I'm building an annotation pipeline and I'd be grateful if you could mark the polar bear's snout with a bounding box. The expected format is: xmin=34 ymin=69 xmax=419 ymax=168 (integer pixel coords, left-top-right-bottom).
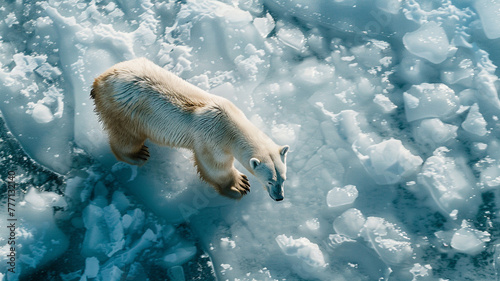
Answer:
xmin=270 ymin=186 xmax=284 ymax=201
xmin=266 ymin=181 xmax=285 ymax=201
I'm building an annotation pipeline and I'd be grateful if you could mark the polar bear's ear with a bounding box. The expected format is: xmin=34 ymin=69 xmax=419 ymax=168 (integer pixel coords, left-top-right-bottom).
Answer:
xmin=250 ymin=158 xmax=261 ymax=170
xmin=280 ymin=145 xmax=290 ymax=156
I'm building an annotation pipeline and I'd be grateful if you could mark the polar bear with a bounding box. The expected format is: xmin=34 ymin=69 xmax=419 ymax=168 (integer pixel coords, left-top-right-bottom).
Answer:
xmin=91 ymin=58 xmax=289 ymax=201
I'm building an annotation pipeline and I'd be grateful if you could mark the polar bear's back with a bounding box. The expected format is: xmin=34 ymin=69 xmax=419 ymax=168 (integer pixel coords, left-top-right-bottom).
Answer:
xmin=92 ymin=58 xmax=211 ymax=110
xmin=91 ymin=58 xmax=224 ymax=148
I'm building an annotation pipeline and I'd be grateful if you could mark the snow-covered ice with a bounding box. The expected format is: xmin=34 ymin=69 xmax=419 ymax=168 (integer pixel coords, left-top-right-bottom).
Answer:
xmin=2 ymin=0 xmax=500 ymax=280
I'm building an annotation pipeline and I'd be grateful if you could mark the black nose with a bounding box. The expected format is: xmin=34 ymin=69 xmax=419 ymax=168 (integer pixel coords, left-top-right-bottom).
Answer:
xmin=275 ymin=197 xmax=284 ymax=201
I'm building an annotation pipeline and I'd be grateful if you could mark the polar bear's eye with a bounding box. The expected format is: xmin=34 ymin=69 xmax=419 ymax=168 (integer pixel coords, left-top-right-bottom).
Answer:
xmin=267 ymin=181 xmax=273 ymax=186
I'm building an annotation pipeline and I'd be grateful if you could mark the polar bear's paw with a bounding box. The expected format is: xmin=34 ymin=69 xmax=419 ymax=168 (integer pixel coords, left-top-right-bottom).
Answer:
xmin=128 ymin=145 xmax=150 ymax=166
xmin=233 ymin=173 xmax=250 ymax=195
xmin=222 ymin=173 xmax=250 ymax=199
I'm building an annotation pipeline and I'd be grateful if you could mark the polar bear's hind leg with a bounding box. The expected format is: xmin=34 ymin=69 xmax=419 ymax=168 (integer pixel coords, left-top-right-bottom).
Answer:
xmin=109 ymin=132 xmax=150 ymax=166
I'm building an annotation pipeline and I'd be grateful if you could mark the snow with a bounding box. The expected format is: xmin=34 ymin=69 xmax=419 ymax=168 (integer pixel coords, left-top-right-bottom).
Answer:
xmin=2 ymin=0 xmax=500 ymax=280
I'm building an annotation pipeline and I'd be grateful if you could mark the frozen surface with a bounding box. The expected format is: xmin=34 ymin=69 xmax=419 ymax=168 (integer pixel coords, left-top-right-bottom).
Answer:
xmin=2 ymin=0 xmax=500 ymax=280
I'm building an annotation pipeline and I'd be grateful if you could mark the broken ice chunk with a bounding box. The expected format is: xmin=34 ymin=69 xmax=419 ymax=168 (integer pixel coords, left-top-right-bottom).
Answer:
xmin=353 ymin=138 xmax=423 ymax=185
xmin=475 ymin=0 xmax=500 ymax=39
xmin=373 ymin=94 xmax=397 ymax=113
xmin=418 ymin=148 xmax=479 ymax=217
xmin=277 ymin=26 xmax=306 ymax=51
xmin=100 ymin=265 xmax=123 ymax=281
xmin=326 ymin=185 xmax=358 ymax=208
xmin=409 ymin=263 xmax=433 ymax=280
xmin=31 ymin=103 xmax=54 ymax=124
xmin=362 ymin=217 xmax=413 ymax=265
xmin=403 ymin=21 xmax=452 ymax=64
xmin=403 ymin=83 xmax=459 ymax=122
xmin=335 ymin=110 xmax=363 ymax=143
xmin=163 ymin=241 xmax=197 ymax=267
xmin=293 ymin=58 xmax=335 ymax=86
xmin=413 ymin=118 xmax=457 ymax=148
xmin=376 ymin=0 xmax=402 ymax=14
xmin=333 ymin=208 xmax=366 ymax=238
xmin=275 ymin=235 xmax=326 ymax=279
xmin=111 ymin=191 xmax=131 ymax=214
xmin=24 ymin=187 xmax=67 ymax=209
xmin=462 ymin=103 xmax=488 ymax=136
xmin=451 ymin=221 xmax=490 ymax=255
xmin=83 ymin=257 xmax=100 ymax=279
xmin=35 ymin=62 xmax=62 ymax=80
xmin=481 ymin=163 xmax=500 ymax=188
xmin=168 ymin=265 xmax=186 ymax=281
xmin=253 ymin=13 xmax=275 ymax=38
xmin=441 ymin=59 xmax=474 ymax=87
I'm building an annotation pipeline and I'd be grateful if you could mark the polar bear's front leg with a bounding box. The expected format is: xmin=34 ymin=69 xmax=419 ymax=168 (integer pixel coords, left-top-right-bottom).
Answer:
xmin=193 ymin=146 xmax=250 ymax=199
xmin=220 ymin=169 xmax=250 ymax=199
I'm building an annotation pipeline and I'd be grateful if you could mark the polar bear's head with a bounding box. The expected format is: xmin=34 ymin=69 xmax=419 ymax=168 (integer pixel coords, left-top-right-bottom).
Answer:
xmin=249 ymin=145 xmax=289 ymax=201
